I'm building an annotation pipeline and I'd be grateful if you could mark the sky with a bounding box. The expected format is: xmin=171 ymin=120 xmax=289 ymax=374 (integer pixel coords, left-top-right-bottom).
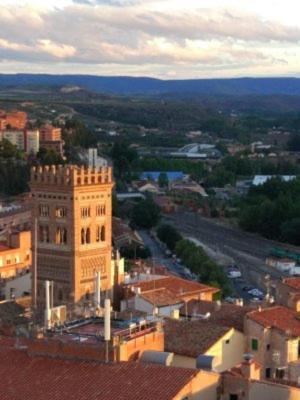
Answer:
xmin=0 ymin=0 xmax=299 ymax=79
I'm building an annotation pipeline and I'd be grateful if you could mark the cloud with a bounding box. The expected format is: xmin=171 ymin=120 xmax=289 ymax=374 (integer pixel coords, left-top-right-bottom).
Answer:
xmin=0 ymin=2 xmax=299 ymax=77
xmin=37 ymin=39 xmax=76 ymax=58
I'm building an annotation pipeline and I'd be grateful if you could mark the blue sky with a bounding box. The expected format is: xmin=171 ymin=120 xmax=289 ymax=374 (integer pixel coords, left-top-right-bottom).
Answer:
xmin=0 ymin=0 xmax=299 ymax=78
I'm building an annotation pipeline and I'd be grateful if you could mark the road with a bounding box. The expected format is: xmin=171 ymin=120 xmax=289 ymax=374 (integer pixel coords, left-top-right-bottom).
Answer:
xmin=137 ymin=229 xmax=191 ymax=279
xmin=164 ymin=211 xmax=299 ymax=294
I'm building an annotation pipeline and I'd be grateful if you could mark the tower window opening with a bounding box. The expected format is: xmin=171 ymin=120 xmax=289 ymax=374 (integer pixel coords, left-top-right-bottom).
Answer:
xmin=101 ymin=226 xmax=105 ymax=242
xmin=86 ymin=228 xmax=91 ymax=244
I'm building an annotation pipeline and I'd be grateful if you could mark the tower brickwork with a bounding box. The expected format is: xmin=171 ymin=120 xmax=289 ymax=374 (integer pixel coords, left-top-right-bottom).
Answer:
xmin=30 ymin=164 xmax=114 ymax=306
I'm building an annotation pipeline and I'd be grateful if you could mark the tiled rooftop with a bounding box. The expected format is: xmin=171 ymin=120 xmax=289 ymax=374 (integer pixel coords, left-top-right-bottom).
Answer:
xmin=165 ymin=319 xmax=231 ymax=357
xmin=180 ymin=299 xmax=254 ymax=332
xmin=0 ymin=343 xmax=200 ymax=400
xmin=141 ymin=288 xmax=183 ymax=307
xmin=128 ymin=276 xmax=219 ymax=298
xmin=0 ymin=300 xmax=29 ymax=326
xmin=247 ymin=306 xmax=300 ymax=337
xmin=0 ymin=242 xmax=10 ymax=252
xmin=223 ymin=360 xmax=261 ymax=378
xmin=282 ymin=277 xmax=300 ymax=290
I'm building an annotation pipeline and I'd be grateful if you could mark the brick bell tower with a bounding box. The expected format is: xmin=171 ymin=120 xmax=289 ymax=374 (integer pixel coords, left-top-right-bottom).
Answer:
xmin=30 ymin=164 xmax=114 ymax=307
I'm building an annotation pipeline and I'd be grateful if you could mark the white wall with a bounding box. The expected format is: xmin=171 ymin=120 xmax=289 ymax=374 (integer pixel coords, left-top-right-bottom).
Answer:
xmin=4 ymin=272 xmax=31 ymax=300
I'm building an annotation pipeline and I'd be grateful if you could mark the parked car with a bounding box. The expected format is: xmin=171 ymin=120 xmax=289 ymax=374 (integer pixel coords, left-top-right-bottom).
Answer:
xmin=242 ymin=285 xmax=254 ymax=292
xmin=227 ymin=269 xmax=242 ymax=279
xmin=248 ymin=288 xmax=264 ymax=297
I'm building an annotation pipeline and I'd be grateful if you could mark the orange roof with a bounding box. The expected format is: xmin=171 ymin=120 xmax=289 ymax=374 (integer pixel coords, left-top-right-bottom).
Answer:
xmin=141 ymin=288 xmax=183 ymax=307
xmin=282 ymin=277 xmax=300 ymax=291
xmin=128 ymin=276 xmax=219 ymax=299
xmin=165 ymin=319 xmax=231 ymax=357
xmin=180 ymin=299 xmax=254 ymax=332
xmin=247 ymin=306 xmax=300 ymax=337
xmin=223 ymin=359 xmax=261 ymax=378
xmin=0 ymin=344 xmax=201 ymax=400
xmin=0 ymin=242 xmax=10 ymax=252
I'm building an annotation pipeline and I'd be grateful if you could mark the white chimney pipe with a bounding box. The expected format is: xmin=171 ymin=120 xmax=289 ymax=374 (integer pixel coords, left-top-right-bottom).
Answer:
xmin=44 ymin=280 xmax=51 ymax=330
xmin=104 ymin=298 xmax=111 ymax=341
xmin=94 ymin=271 xmax=101 ymax=308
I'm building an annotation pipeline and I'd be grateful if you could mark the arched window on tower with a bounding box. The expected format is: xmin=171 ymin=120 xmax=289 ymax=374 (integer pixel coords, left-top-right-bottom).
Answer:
xmin=96 ymin=226 xmax=100 ymax=242
xmin=81 ymin=228 xmax=85 ymax=245
xmin=55 ymin=227 xmax=62 ymax=245
xmin=62 ymin=228 xmax=67 ymax=244
xmin=39 ymin=226 xmax=44 ymax=242
xmin=86 ymin=228 xmax=91 ymax=244
xmin=101 ymin=226 xmax=105 ymax=242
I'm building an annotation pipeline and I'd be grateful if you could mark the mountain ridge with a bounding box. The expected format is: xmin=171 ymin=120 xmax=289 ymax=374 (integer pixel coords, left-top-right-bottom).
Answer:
xmin=0 ymin=74 xmax=300 ymax=96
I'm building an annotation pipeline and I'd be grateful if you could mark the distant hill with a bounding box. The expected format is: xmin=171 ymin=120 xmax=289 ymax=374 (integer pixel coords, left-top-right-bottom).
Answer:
xmin=0 ymin=74 xmax=300 ymax=96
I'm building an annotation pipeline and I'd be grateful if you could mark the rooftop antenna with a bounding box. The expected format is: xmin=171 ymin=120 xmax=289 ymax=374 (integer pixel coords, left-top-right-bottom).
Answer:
xmin=104 ymin=298 xmax=111 ymax=363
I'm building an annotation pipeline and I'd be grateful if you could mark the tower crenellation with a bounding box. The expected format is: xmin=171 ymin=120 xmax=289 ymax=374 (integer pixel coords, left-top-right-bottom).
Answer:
xmin=31 ymin=164 xmax=113 ymax=187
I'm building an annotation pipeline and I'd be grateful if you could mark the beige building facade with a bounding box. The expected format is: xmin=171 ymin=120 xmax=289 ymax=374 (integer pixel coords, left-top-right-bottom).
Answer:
xmin=30 ymin=164 xmax=114 ymax=306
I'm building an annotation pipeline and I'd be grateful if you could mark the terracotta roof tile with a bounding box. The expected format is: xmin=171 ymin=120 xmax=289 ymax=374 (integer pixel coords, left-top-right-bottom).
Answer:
xmin=247 ymin=306 xmax=300 ymax=337
xmin=128 ymin=276 xmax=219 ymax=299
xmin=0 ymin=344 xmax=200 ymax=400
xmin=0 ymin=242 xmax=10 ymax=251
xmin=283 ymin=277 xmax=300 ymax=291
xmin=165 ymin=319 xmax=231 ymax=357
xmin=141 ymin=288 xmax=183 ymax=307
xmin=180 ymin=299 xmax=254 ymax=332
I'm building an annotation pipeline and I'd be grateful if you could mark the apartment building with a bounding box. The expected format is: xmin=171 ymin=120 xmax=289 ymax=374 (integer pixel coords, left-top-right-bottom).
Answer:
xmin=245 ymin=306 xmax=300 ymax=381
xmin=0 ymin=129 xmax=39 ymax=154
xmin=276 ymin=277 xmax=300 ymax=311
xmin=0 ymin=231 xmax=31 ymax=279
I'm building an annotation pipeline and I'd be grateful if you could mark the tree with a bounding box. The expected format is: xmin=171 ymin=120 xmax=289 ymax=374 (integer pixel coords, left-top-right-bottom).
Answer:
xmin=281 ymin=218 xmax=300 ymax=245
xmin=131 ymin=197 xmax=161 ymax=229
xmin=157 ymin=224 xmax=182 ymax=251
xmin=37 ymin=148 xmax=64 ymax=165
xmin=158 ymin=172 xmax=169 ymax=188
xmin=111 ymin=141 xmax=137 ymax=179
xmin=0 ymin=139 xmax=22 ymax=159
xmin=288 ymin=134 xmax=300 ymax=152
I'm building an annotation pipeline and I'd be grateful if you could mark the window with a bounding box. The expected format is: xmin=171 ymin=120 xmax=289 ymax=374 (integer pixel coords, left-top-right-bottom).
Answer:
xmin=39 ymin=204 xmax=49 ymax=217
xmin=55 ymin=227 xmax=67 ymax=245
xmin=81 ymin=228 xmax=91 ymax=244
xmin=86 ymin=228 xmax=91 ymax=244
xmin=276 ymin=368 xmax=285 ymax=379
xmin=225 ymin=339 xmax=230 ymax=344
xmin=251 ymin=338 xmax=258 ymax=351
xmin=265 ymin=368 xmax=271 ymax=379
xmin=96 ymin=204 xmax=106 ymax=216
xmin=39 ymin=226 xmax=49 ymax=243
xmin=96 ymin=226 xmax=100 ymax=242
xmin=229 ymin=395 xmax=238 ymax=400
xmin=81 ymin=228 xmax=85 ymax=245
xmin=55 ymin=206 xmax=67 ymax=218
xmin=101 ymin=226 xmax=105 ymax=242
xmin=81 ymin=207 xmax=91 ymax=218
xmin=266 ymin=344 xmax=271 ymax=351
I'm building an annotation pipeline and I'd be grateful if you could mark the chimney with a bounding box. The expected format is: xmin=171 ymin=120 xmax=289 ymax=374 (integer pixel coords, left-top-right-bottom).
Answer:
xmin=44 ymin=280 xmax=51 ymax=330
xmin=241 ymin=354 xmax=261 ymax=380
xmin=104 ymin=298 xmax=111 ymax=341
xmin=94 ymin=271 xmax=101 ymax=310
